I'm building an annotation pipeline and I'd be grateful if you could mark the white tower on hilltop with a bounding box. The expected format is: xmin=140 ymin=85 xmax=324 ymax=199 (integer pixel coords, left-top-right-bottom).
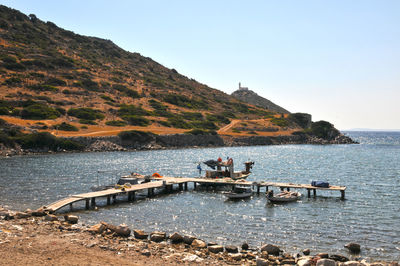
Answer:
xmin=238 ymin=82 xmax=248 ymax=91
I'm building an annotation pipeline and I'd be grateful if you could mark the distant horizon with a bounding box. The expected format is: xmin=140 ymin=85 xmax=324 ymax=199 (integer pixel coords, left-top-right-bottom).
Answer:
xmin=342 ymin=128 xmax=400 ymax=132
xmin=2 ymin=1 xmax=400 ymax=130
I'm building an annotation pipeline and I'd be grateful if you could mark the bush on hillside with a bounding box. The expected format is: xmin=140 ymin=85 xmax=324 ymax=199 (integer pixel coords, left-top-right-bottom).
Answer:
xmin=191 ymin=120 xmax=218 ymax=130
xmin=105 ymin=120 xmax=127 ymax=127
xmin=270 ymin=117 xmax=289 ymax=127
xmin=52 ymin=122 xmax=79 ymax=131
xmin=67 ymin=107 xmax=104 ymax=120
xmin=206 ymin=113 xmax=230 ymax=124
xmin=28 ymin=84 xmax=59 ymax=92
xmin=120 ymin=115 xmax=149 ymax=126
xmin=21 ymin=104 xmax=61 ymax=119
xmin=117 ymin=104 xmax=150 ymax=117
xmin=112 ymin=84 xmax=140 ymax=99
xmin=167 ymin=116 xmax=192 ymax=129
xmin=185 ymin=129 xmax=217 ymax=135
xmin=181 ymin=112 xmax=203 ymax=121
xmin=16 ymin=132 xmax=84 ymax=151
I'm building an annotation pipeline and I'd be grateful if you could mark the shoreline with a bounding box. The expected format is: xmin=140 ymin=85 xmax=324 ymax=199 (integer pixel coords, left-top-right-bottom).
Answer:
xmin=0 ymin=206 xmax=397 ymax=266
xmin=0 ymin=132 xmax=357 ymax=157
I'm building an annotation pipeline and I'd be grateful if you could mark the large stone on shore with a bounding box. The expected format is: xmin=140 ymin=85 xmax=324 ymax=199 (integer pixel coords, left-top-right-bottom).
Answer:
xmin=44 ymin=214 xmax=58 ymax=222
xmin=87 ymin=223 xmax=106 ymax=234
xmin=225 ymin=245 xmax=238 ymax=253
xmin=191 ymin=239 xmax=207 ymax=249
xmin=183 ymin=235 xmax=196 ymax=245
xmin=64 ymin=215 xmax=79 ymax=224
xmin=208 ymin=245 xmax=223 ymax=253
xmin=297 ymin=258 xmax=313 ymax=266
xmin=303 ymin=248 xmax=311 ymax=255
xmin=150 ymin=233 xmax=165 ymax=243
xmin=256 ymin=257 xmax=269 ymax=266
xmin=102 ymin=222 xmax=131 ymax=237
xmin=260 ymin=244 xmax=281 ymax=256
xmin=345 ymin=243 xmax=361 ymax=253
xmin=31 ymin=208 xmax=47 ymax=217
xmin=281 ymin=259 xmax=296 ymax=264
xmin=343 ymin=261 xmax=363 ymax=266
xmin=330 ymin=254 xmax=349 ymax=262
xmin=316 ymin=258 xmax=337 ymax=266
xmin=141 ymin=249 xmax=151 ymax=256
xmin=169 ymin=232 xmax=183 ymax=243
xmin=230 ymin=253 xmax=242 ymax=261
xmin=15 ymin=212 xmax=31 ymax=219
xmin=241 ymin=242 xmax=249 ymax=250
xmin=133 ymin=229 xmax=148 ymax=239
xmin=317 ymin=253 xmax=329 ymax=258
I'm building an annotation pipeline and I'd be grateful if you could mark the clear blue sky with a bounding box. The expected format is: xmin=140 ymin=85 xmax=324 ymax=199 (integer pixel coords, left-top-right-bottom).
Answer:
xmin=3 ymin=0 xmax=400 ymax=130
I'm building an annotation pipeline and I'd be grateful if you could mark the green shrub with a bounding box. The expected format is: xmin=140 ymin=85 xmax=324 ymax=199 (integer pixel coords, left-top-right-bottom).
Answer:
xmin=121 ymin=115 xmax=149 ymax=126
xmin=105 ymin=120 xmax=127 ymax=127
xmin=46 ymin=77 xmax=66 ymax=86
xmin=163 ymin=93 xmax=208 ymax=109
xmin=149 ymin=99 xmax=171 ymax=117
xmin=117 ymin=104 xmax=150 ymax=117
xmin=4 ymin=77 xmax=22 ymax=85
xmin=270 ymin=117 xmax=289 ymax=127
xmin=28 ymin=84 xmax=59 ymax=92
xmin=53 ymin=122 xmax=78 ymax=131
xmin=15 ymin=132 xmax=83 ymax=151
xmin=112 ymin=84 xmax=140 ymax=99
xmin=167 ymin=116 xmax=192 ymax=129
xmin=182 ymin=112 xmax=203 ymax=121
xmin=21 ymin=104 xmax=61 ymax=119
xmin=67 ymin=107 xmax=104 ymax=120
xmin=100 ymin=95 xmax=114 ymax=102
xmin=191 ymin=120 xmax=218 ymax=130
xmin=185 ymin=129 xmax=217 ymax=135
xmin=79 ymin=119 xmax=98 ymax=125
xmin=206 ymin=114 xmax=230 ymax=124
xmin=75 ymin=78 xmax=99 ymax=91
xmin=158 ymin=120 xmax=170 ymax=127
xmin=288 ymin=113 xmax=311 ymax=129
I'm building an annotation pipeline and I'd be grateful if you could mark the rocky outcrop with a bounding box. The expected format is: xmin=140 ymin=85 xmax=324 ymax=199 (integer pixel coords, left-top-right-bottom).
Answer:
xmin=231 ymin=88 xmax=290 ymax=114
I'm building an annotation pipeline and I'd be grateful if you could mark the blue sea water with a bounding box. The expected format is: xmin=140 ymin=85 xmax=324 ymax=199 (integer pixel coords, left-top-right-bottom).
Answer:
xmin=0 ymin=131 xmax=399 ymax=261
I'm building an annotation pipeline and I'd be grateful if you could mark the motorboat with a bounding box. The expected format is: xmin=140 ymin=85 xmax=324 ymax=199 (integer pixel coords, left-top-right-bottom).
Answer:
xmin=224 ymin=186 xmax=253 ymax=199
xmin=202 ymin=159 xmax=254 ymax=180
xmin=267 ymin=190 xmax=301 ymax=203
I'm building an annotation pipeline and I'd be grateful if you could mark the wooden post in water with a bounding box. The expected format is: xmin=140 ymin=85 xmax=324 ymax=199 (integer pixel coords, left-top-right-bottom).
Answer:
xmin=280 ymin=187 xmax=284 ymax=191
xmin=313 ymin=189 xmax=316 ymax=198
xmin=307 ymin=189 xmax=311 ymax=198
xmin=112 ymin=195 xmax=116 ymax=203
xmin=107 ymin=195 xmax=111 ymax=205
xmin=286 ymin=188 xmax=290 ymax=191
xmin=179 ymin=183 xmax=183 ymax=191
xmin=265 ymin=186 xmax=269 ymax=194
xmin=257 ymin=185 xmax=260 ymax=195
xmin=184 ymin=182 xmax=188 ymax=191
xmin=85 ymin=199 xmax=90 ymax=209
xmin=91 ymin=197 xmax=96 ymax=207
xmin=193 ymin=182 xmax=197 ymax=189
xmin=341 ymin=190 xmax=345 ymax=200
xmin=69 ymin=203 xmax=73 ymax=212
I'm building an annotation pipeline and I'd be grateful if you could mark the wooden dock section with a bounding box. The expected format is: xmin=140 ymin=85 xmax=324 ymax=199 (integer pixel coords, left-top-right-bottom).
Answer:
xmin=43 ymin=177 xmax=346 ymax=213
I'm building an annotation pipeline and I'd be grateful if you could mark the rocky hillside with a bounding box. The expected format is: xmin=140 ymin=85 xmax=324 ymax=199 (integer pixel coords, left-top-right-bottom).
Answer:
xmin=0 ymin=5 xmax=355 ymax=154
xmin=231 ymin=87 xmax=290 ymax=114
xmin=0 ymin=5 xmax=291 ymax=136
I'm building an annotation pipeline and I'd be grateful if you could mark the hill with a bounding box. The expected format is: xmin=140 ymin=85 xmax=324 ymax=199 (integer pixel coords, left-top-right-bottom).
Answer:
xmin=0 ymin=5 xmax=354 ymax=154
xmin=231 ymin=85 xmax=290 ymax=114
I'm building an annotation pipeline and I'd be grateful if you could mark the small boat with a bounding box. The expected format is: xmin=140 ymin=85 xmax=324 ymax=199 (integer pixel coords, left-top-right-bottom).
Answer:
xmin=267 ymin=190 xmax=301 ymax=203
xmin=224 ymin=186 xmax=253 ymax=199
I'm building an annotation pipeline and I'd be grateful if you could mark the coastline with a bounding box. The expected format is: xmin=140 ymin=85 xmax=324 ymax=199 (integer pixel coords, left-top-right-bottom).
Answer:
xmin=0 ymin=132 xmax=357 ymax=157
xmin=0 ymin=206 xmax=396 ymax=266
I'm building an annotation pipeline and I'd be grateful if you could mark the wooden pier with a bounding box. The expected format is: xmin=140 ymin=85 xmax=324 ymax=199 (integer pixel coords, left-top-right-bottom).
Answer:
xmin=43 ymin=177 xmax=346 ymax=213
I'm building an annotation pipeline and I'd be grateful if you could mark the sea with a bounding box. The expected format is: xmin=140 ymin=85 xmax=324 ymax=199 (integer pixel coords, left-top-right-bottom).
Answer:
xmin=0 ymin=131 xmax=399 ymax=262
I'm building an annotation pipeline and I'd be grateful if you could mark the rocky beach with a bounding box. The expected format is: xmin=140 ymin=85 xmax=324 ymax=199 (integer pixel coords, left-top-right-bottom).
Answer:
xmin=0 ymin=206 xmax=397 ymax=266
